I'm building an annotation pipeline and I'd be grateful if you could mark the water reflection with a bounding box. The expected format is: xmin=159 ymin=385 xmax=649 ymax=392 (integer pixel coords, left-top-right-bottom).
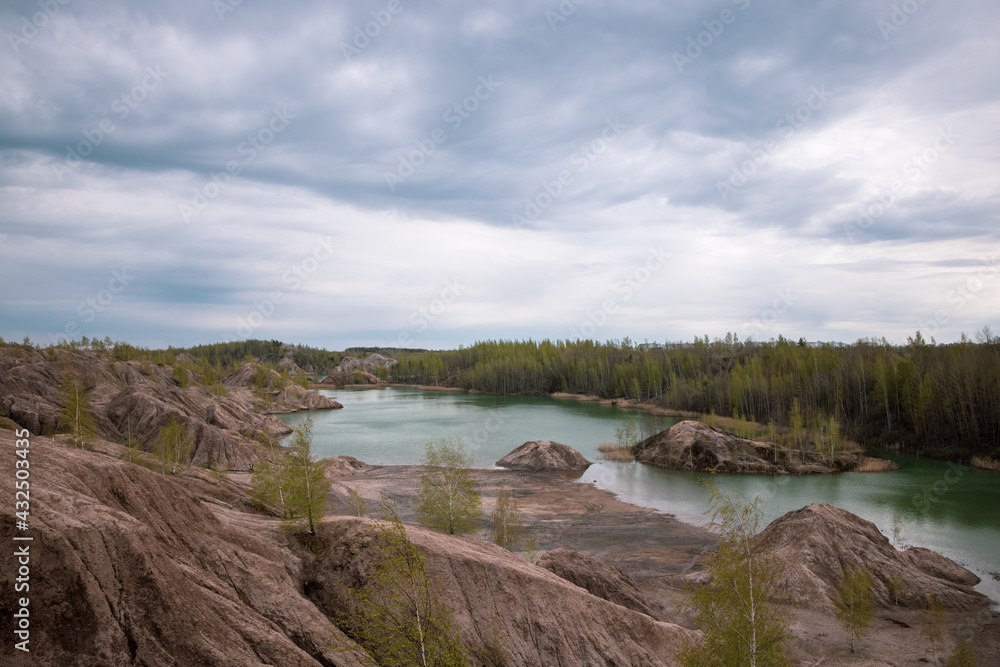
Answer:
xmin=587 ymin=459 xmax=1000 ymax=605
xmin=277 ymin=387 xmax=1000 ymax=604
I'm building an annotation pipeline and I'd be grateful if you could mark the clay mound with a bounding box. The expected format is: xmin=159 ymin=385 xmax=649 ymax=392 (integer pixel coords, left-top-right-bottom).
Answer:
xmin=0 ymin=429 xmax=371 ymax=667
xmin=333 ymin=353 xmax=396 ymax=375
xmin=222 ymin=362 xmax=265 ymax=388
xmin=344 ymin=370 xmax=382 ymax=385
xmin=318 ymin=374 xmax=343 ymax=387
xmin=275 ymin=356 xmax=306 ymax=376
xmin=104 ymin=384 xmax=286 ymax=470
xmin=306 ymin=517 xmax=694 ymax=666
xmin=0 ymin=349 xmax=339 ymax=471
xmin=633 ymin=420 xmax=854 ymax=474
xmin=0 ymin=348 xmax=122 ymax=436
xmin=496 ymin=440 xmax=591 ymax=471
xmin=325 ymin=354 xmax=396 ymax=385
xmin=275 ymin=383 xmax=343 ymax=411
xmin=322 ymin=455 xmax=368 ymax=478
xmin=758 ymin=503 xmax=988 ymax=611
xmin=537 ymin=548 xmax=659 ymax=618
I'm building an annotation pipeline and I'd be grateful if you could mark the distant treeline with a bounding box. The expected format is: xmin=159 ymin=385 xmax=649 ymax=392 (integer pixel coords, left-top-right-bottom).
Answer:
xmin=7 ymin=336 xmax=341 ymax=375
xmin=385 ymin=332 xmax=1000 ymax=459
xmin=8 ymin=332 xmax=998 ymax=458
xmin=183 ymin=340 xmax=341 ymax=372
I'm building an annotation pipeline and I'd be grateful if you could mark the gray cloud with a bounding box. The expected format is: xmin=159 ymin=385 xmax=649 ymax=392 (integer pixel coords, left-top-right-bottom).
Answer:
xmin=1 ymin=0 xmax=998 ymax=347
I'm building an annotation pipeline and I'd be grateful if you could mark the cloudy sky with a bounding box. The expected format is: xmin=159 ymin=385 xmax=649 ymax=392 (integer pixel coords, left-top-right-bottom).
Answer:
xmin=1 ymin=0 xmax=997 ymax=350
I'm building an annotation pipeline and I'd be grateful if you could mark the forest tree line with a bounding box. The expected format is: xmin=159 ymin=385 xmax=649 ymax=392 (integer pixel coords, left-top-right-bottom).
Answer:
xmin=385 ymin=331 xmax=1000 ymax=459
xmin=8 ymin=330 xmax=997 ymax=459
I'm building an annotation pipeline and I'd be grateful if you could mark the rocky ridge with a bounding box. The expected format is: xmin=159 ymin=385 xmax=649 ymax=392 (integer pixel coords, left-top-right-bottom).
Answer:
xmin=537 ymin=548 xmax=661 ymax=618
xmin=634 ymin=419 xmax=863 ymax=474
xmin=0 ymin=429 xmax=371 ymax=667
xmin=758 ymin=502 xmax=988 ymax=611
xmin=304 ymin=518 xmax=694 ymax=666
xmin=319 ymin=353 xmax=397 ymax=386
xmin=0 ymin=348 xmax=339 ymax=470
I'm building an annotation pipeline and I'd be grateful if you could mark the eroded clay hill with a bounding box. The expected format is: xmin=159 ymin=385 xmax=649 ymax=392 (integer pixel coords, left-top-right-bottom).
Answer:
xmin=319 ymin=353 xmax=397 ymax=386
xmin=0 ymin=348 xmax=340 ymax=469
xmin=304 ymin=518 xmax=694 ymax=666
xmin=496 ymin=440 xmax=592 ymax=471
xmin=0 ymin=430 xmax=695 ymax=666
xmin=0 ymin=430 xmax=371 ymax=667
xmin=759 ymin=503 xmax=989 ymax=611
xmin=634 ymin=419 xmax=862 ymax=474
xmin=537 ymin=548 xmax=661 ymax=618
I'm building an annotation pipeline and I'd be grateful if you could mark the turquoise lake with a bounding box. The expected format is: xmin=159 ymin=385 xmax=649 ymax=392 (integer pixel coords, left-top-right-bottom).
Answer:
xmin=276 ymin=386 xmax=1000 ymax=605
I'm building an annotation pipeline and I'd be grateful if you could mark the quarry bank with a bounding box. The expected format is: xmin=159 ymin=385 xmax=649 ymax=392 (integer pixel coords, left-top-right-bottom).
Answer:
xmin=2 ymin=345 xmax=999 ymax=665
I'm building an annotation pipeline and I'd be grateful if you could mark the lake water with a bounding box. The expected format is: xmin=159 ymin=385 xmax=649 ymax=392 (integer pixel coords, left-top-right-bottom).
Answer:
xmin=277 ymin=387 xmax=1000 ymax=605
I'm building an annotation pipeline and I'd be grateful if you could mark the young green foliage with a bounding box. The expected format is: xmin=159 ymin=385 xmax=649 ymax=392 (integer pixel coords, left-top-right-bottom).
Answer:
xmin=834 ymin=565 xmax=874 ymax=653
xmin=122 ymin=421 xmax=142 ymax=464
xmin=922 ymin=594 xmax=946 ymax=665
xmin=338 ymin=494 xmax=467 ymax=667
xmin=281 ymin=416 xmax=331 ymax=535
xmin=946 ymin=639 xmax=977 ymax=667
xmin=59 ymin=371 xmax=96 ymax=449
xmin=346 ymin=485 xmax=367 ymax=517
xmin=887 ymin=572 xmax=904 ymax=606
xmin=172 ymin=364 xmax=190 ymax=388
xmin=615 ymin=418 xmax=638 ymax=449
xmin=679 ymin=486 xmax=791 ymax=667
xmin=417 ymin=438 xmax=482 ymax=535
xmin=487 ymin=486 xmax=524 ymax=550
xmin=154 ymin=416 xmax=192 ymax=475
xmin=251 ymin=458 xmax=290 ymax=517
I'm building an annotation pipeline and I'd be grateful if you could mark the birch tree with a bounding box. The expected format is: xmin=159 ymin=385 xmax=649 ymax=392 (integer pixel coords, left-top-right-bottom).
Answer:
xmin=283 ymin=417 xmax=330 ymax=535
xmin=834 ymin=565 xmax=874 ymax=653
xmin=154 ymin=417 xmax=191 ymax=475
xmin=338 ymin=494 xmax=466 ymax=667
xmin=679 ymin=486 xmax=790 ymax=667
xmin=487 ymin=486 xmax=524 ymax=550
xmin=59 ymin=371 xmax=96 ymax=449
xmin=417 ymin=438 xmax=481 ymax=535
xmin=251 ymin=417 xmax=330 ymax=534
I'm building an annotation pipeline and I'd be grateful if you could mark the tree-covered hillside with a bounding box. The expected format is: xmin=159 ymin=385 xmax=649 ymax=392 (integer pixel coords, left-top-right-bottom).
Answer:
xmin=386 ymin=331 xmax=1000 ymax=459
xmin=8 ymin=330 xmax=998 ymax=459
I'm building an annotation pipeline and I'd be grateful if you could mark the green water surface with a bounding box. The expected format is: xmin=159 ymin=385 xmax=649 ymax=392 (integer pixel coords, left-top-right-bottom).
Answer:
xmin=277 ymin=387 xmax=1000 ymax=604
